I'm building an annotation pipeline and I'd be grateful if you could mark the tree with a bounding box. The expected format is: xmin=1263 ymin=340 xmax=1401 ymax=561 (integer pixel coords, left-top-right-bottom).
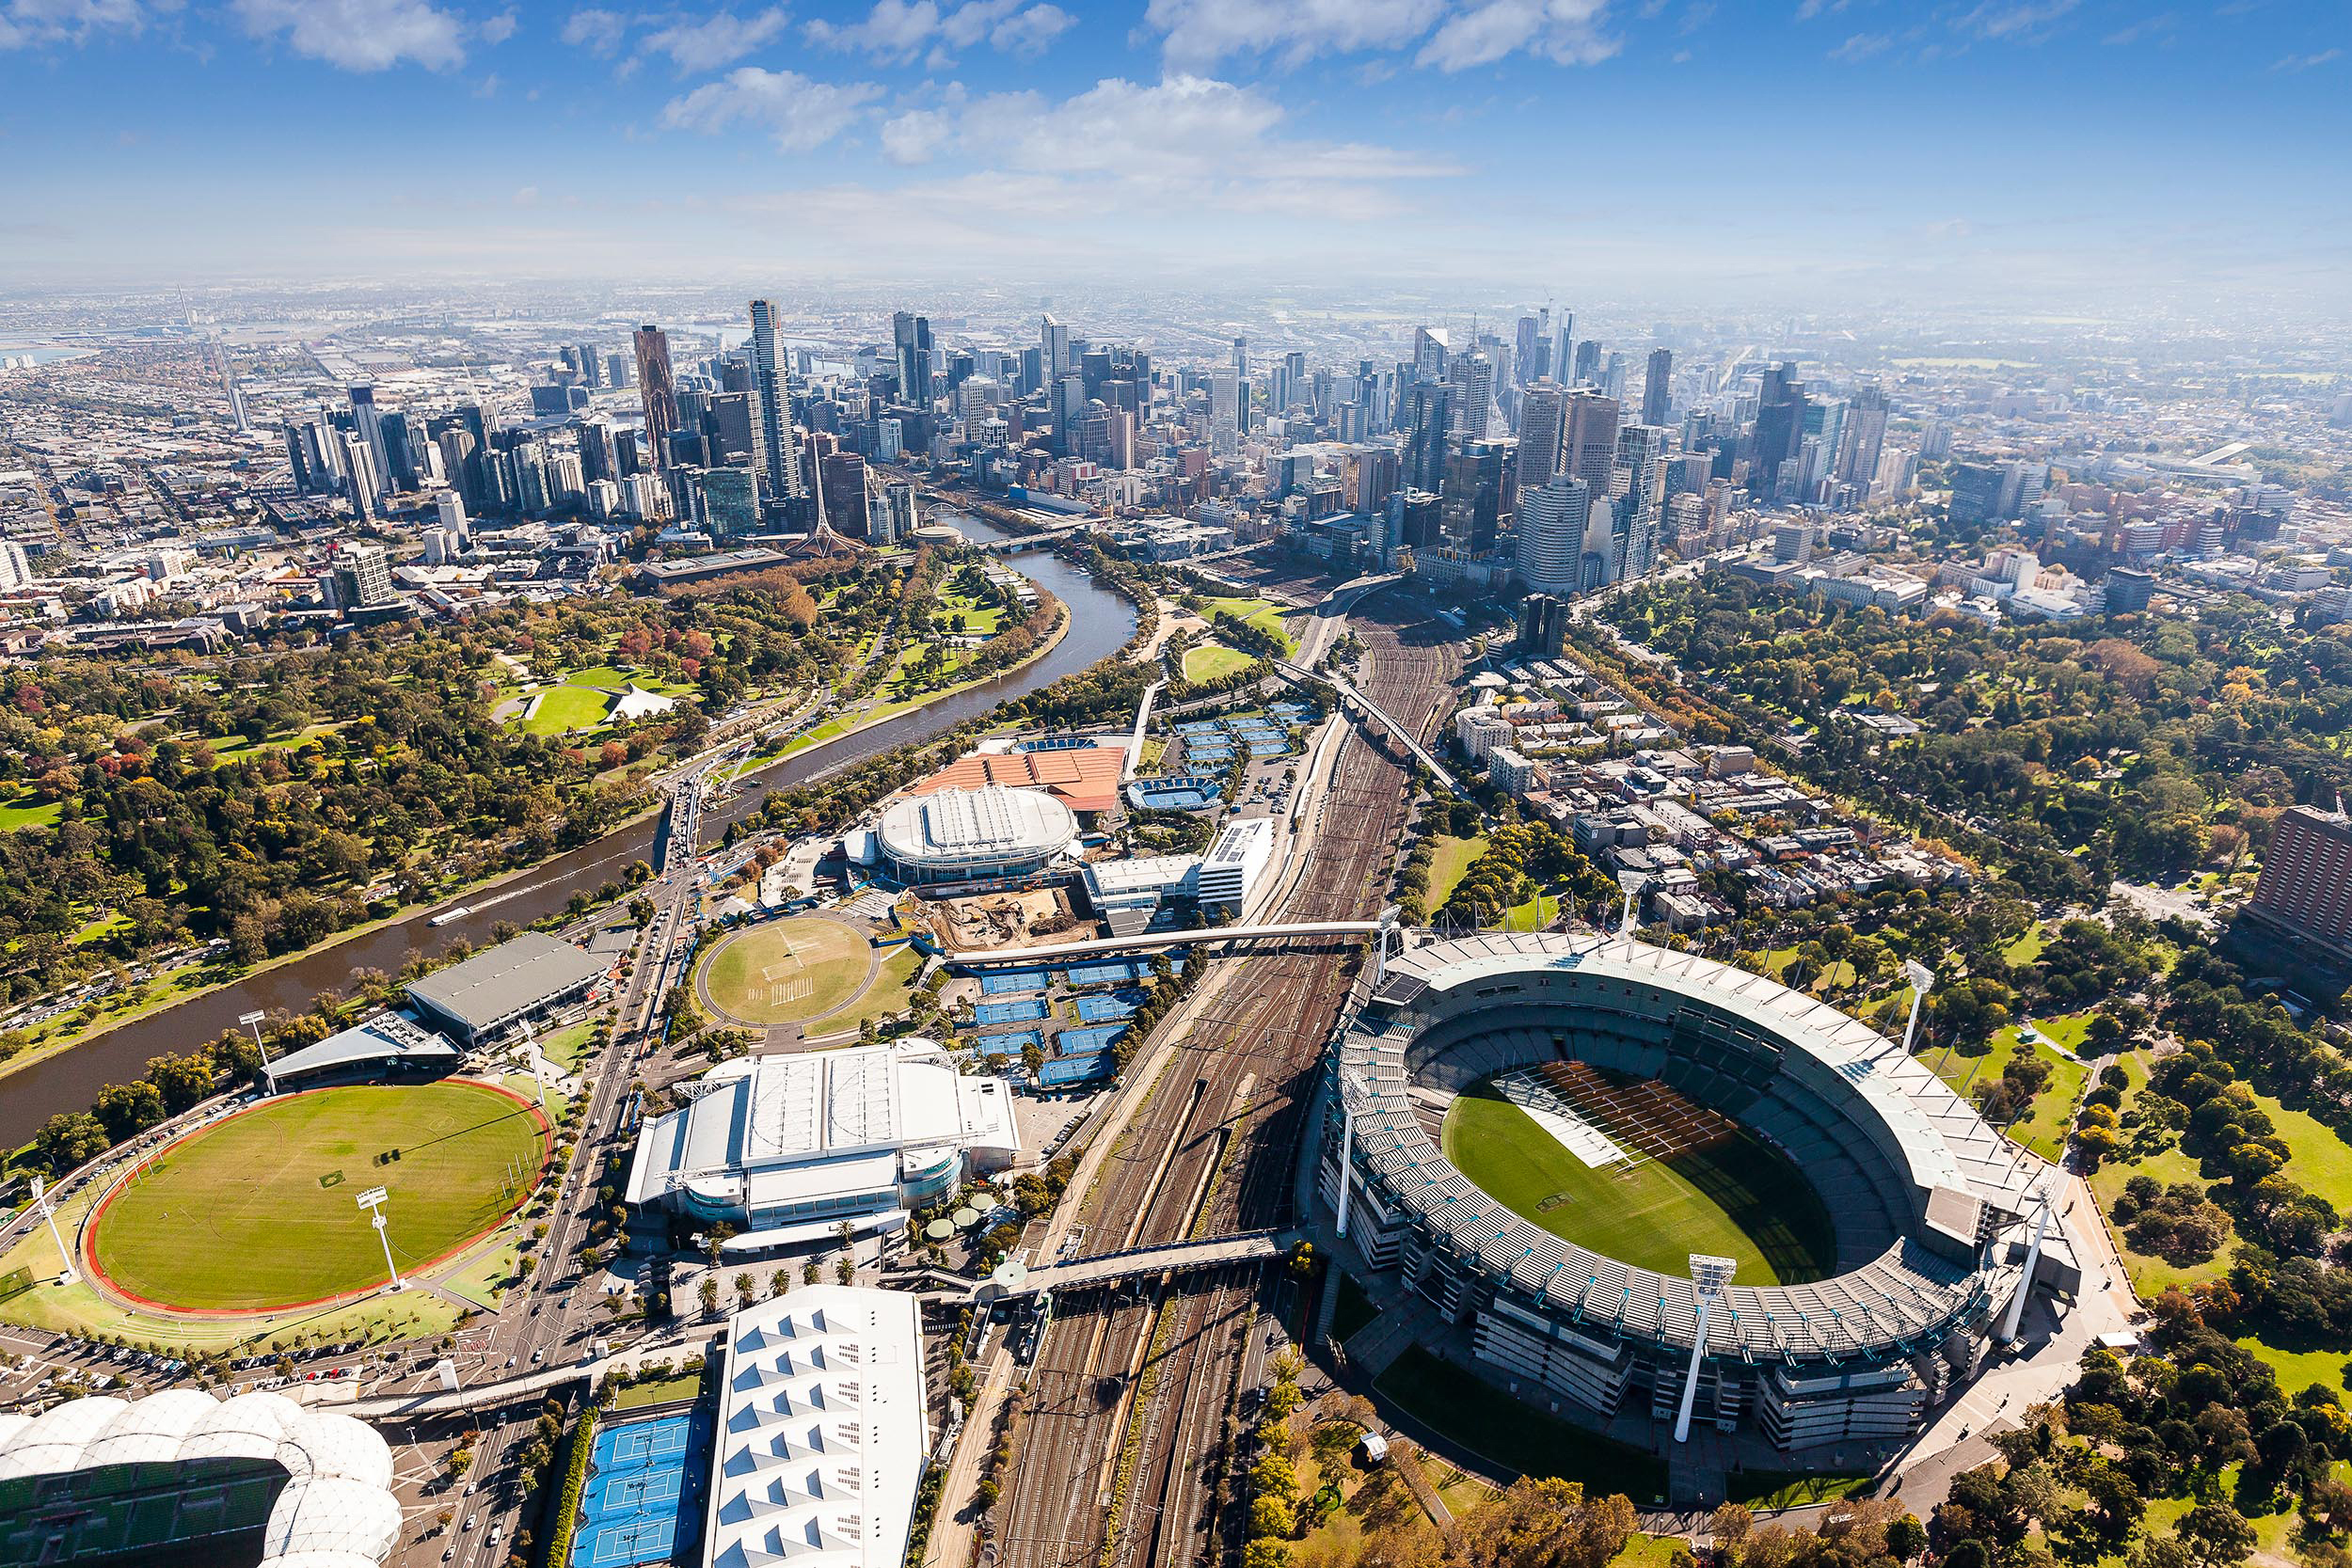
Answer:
xmin=2176 ymin=1504 xmax=2256 ymax=1568
xmin=1885 ymin=1513 xmax=1928 ymax=1561
xmin=34 ymin=1111 xmax=110 ymax=1175
xmin=697 ymin=1275 xmax=721 ymax=1316
xmin=93 ymin=1079 xmax=167 ymax=1142
xmin=1455 ymin=1477 xmax=1635 ymax=1568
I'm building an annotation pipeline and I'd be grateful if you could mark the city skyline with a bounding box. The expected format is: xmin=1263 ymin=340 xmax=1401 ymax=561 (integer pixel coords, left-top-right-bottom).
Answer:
xmin=0 ymin=0 xmax=2345 ymax=309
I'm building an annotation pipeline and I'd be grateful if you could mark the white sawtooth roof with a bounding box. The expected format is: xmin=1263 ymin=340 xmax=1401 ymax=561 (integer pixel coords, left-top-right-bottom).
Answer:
xmin=874 ymin=784 xmax=1074 ymax=867
xmin=707 ymin=1284 xmax=929 ymax=1568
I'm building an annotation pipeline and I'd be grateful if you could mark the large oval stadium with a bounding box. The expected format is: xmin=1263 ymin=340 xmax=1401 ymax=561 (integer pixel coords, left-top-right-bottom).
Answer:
xmin=1323 ymin=933 xmax=2071 ymax=1457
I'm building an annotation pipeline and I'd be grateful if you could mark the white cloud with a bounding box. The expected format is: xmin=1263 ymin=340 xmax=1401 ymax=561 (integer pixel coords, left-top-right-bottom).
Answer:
xmin=2272 ymin=47 xmax=2340 ymax=71
xmin=660 ymin=67 xmax=883 ymax=150
xmin=881 ymin=104 xmax=958 ymax=163
xmin=1145 ymin=0 xmax=1444 ymax=69
xmin=232 ymin=0 xmax=468 ymax=71
xmin=0 ymin=0 xmax=156 ymax=49
xmin=871 ymin=72 xmax=1455 ymax=234
xmin=1828 ymin=29 xmax=1888 ymax=60
xmin=1950 ymin=0 xmax=2078 ymax=41
xmin=560 ymin=7 xmax=627 ymax=54
xmin=480 ymin=8 xmax=516 ymax=43
xmin=644 ymin=6 xmax=791 ymax=71
xmin=1417 ymin=0 xmax=1615 ymax=71
xmin=809 ymin=0 xmax=1073 ymax=60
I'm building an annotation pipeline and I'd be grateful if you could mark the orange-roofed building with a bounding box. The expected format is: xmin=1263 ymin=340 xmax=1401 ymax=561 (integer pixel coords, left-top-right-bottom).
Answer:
xmin=909 ymin=743 xmax=1125 ymax=816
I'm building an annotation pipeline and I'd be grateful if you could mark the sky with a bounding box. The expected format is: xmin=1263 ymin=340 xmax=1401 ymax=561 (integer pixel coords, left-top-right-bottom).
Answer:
xmin=1 ymin=0 xmax=2346 ymax=309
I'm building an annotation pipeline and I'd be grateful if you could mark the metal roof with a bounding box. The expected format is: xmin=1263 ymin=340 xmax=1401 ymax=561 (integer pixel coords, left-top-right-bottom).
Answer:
xmin=1337 ymin=931 xmax=2029 ymax=1364
xmin=405 ymin=931 xmax=604 ymax=1035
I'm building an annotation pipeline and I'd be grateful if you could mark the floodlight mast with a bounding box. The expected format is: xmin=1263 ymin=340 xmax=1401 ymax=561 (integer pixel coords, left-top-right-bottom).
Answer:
xmin=2000 ymin=1186 xmax=2054 ymax=1342
xmin=1675 ymin=1253 xmax=1737 ymax=1444
xmin=30 ymin=1177 xmax=75 ymax=1285
xmin=1899 ymin=961 xmax=1936 ymax=1057
xmin=1615 ymin=873 xmax=1647 ymax=944
xmin=357 ymin=1186 xmax=404 ymax=1291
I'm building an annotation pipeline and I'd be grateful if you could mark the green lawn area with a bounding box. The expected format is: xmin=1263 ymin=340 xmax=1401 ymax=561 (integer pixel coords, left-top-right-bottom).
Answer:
xmin=536 ymin=1020 xmax=596 ymax=1071
xmin=1426 ymin=833 xmax=1488 ymax=909
xmin=1932 ymin=1012 xmax=2092 ymax=1161
xmin=89 ymin=1082 xmax=548 ymax=1312
xmin=700 ymin=916 xmax=874 ymax=1025
xmin=1496 ymin=892 xmax=1561 ymax=930
xmin=1182 ymin=641 xmax=1258 ymax=682
xmin=0 ymin=791 xmax=63 ymax=831
xmin=1442 ymin=1078 xmax=1836 ymax=1285
xmin=438 ymin=1237 xmax=522 ymax=1309
xmin=832 ymin=945 xmax=924 ymax=1036
xmin=2237 ymin=1336 xmax=2350 ymax=1400
xmin=613 ymin=1370 xmax=706 ymax=1410
xmin=517 ymin=683 xmax=613 ymax=736
xmin=2002 ymin=924 xmax=2048 ymax=965
xmin=1199 ymin=595 xmax=1296 ymax=655
xmin=1725 ymin=1470 xmax=1875 ymax=1509
xmin=1376 ymin=1345 xmax=1669 ymax=1503
xmin=1611 ymin=1535 xmax=1686 ymax=1568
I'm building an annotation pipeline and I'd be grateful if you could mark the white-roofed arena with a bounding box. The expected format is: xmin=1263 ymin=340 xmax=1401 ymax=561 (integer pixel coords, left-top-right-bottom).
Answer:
xmin=871 ymin=784 xmax=1075 ymax=885
xmin=627 ymin=1038 xmax=1022 ymax=1252
xmin=0 ymin=1388 xmax=399 ymax=1568
xmin=1324 ymin=932 xmax=2073 ymax=1455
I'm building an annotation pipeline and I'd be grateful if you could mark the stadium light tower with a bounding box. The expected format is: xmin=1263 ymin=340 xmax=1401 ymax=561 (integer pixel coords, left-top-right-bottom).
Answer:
xmin=1615 ymin=873 xmax=1647 ymax=944
xmin=516 ymin=1022 xmax=550 ymax=1105
xmin=356 ymin=1186 xmax=405 ymax=1291
xmin=1899 ymin=960 xmax=1935 ymax=1057
xmin=1373 ymin=906 xmax=1403 ymax=986
xmin=1675 ymin=1253 xmax=1737 ymax=1444
xmin=29 ymin=1177 xmax=75 ymax=1286
xmin=1335 ymin=1066 xmax=1368 ymax=1239
xmin=2000 ymin=1185 xmax=2055 ymax=1342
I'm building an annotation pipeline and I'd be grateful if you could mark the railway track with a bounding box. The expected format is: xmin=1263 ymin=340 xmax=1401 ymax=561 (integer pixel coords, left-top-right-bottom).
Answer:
xmin=986 ymin=597 xmax=1458 ymax=1568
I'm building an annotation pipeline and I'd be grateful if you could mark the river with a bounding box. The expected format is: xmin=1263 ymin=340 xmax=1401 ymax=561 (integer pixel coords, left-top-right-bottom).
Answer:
xmin=0 ymin=516 xmax=1134 ymax=1144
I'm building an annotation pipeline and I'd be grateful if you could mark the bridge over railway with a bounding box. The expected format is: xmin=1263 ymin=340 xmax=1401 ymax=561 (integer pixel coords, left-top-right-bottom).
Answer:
xmin=1274 ymin=658 xmax=1459 ymax=792
xmin=948 ymin=919 xmax=1383 ymax=966
xmin=976 ymin=1227 xmax=1293 ymax=1302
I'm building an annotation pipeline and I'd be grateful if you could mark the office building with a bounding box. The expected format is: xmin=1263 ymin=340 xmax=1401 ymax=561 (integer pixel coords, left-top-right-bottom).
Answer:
xmin=1518 ymin=593 xmax=1570 ymax=657
xmin=1562 ymin=390 xmax=1621 ymax=489
xmin=1515 ymin=475 xmax=1591 ymax=595
xmin=2247 ymin=805 xmax=2352 ymax=954
xmin=1448 ymin=350 xmax=1495 ymax=439
xmin=748 ymin=299 xmax=802 ymax=502
xmin=1752 ymin=362 xmax=1804 ymax=501
xmin=1642 ymin=347 xmax=1673 ymax=428
xmin=1836 ymin=383 xmax=1890 ymax=487
xmin=1196 ymin=817 xmax=1276 ymax=910
xmin=1041 ymin=313 xmax=1071 ymax=380
xmin=633 ymin=325 xmax=678 ymax=472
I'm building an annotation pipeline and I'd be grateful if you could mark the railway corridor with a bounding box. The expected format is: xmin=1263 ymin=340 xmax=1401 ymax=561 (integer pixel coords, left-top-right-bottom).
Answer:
xmin=985 ymin=600 xmax=1459 ymax=1568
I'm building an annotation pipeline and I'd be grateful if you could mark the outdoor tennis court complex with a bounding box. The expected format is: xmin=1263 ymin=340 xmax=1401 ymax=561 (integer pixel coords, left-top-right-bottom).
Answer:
xmin=570 ymin=1407 xmax=712 ymax=1568
xmin=1324 ymin=932 xmax=2068 ymax=1456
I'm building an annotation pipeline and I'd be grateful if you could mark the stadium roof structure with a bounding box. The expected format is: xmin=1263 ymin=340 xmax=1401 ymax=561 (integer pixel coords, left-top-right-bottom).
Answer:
xmin=910 ymin=743 xmax=1124 ymax=815
xmin=405 ymin=930 xmax=604 ymax=1043
xmin=1339 ymin=931 xmax=2042 ymax=1365
xmin=707 ymin=1285 xmax=928 ymax=1568
xmin=874 ymin=785 xmax=1076 ymax=872
xmin=262 ymin=1011 xmax=459 ymax=1088
xmin=625 ymin=1038 xmax=1021 ymax=1219
xmin=0 ymin=1389 xmax=399 ymax=1568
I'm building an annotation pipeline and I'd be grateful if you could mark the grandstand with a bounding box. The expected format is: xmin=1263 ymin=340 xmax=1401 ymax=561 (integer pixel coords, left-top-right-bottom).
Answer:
xmin=1323 ymin=932 xmax=2071 ymax=1456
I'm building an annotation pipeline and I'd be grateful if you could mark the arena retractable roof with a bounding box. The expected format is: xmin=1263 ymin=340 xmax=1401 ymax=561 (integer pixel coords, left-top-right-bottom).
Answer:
xmin=1337 ymin=931 xmax=2042 ymax=1365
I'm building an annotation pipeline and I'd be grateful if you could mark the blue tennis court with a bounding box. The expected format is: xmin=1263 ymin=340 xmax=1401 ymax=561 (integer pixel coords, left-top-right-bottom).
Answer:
xmin=1058 ymin=1022 xmax=1129 ymax=1056
xmin=979 ymin=969 xmax=1053 ymax=995
xmin=976 ymin=997 xmax=1049 ymax=1025
xmin=1039 ymin=1052 xmax=1112 ymax=1087
xmin=1073 ymin=990 xmax=1141 ymax=1022
xmin=1064 ymin=959 xmax=1136 ymax=989
xmin=1175 ymin=721 xmax=1220 ymax=735
xmin=978 ymin=1030 xmax=1042 ymax=1059
xmin=571 ymin=1407 xmax=711 ymax=1568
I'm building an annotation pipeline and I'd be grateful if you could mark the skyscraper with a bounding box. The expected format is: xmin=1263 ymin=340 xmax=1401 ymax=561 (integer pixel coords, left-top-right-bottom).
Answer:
xmin=1642 ymin=348 xmax=1673 ymax=429
xmin=1447 ymin=351 xmax=1495 ymax=439
xmin=1751 ymin=361 xmax=1804 ymax=501
xmin=1210 ymin=372 xmax=1240 ymax=455
xmin=892 ymin=310 xmax=932 ymax=402
xmin=1231 ymin=335 xmax=1248 ymax=383
xmin=1562 ymin=390 xmax=1621 ymax=489
xmin=1514 ymin=475 xmax=1590 ymax=594
xmin=1514 ymin=315 xmax=1542 ymax=387
xmin=1572 ymin=340 xmax=1601 ymax=387
xmin=1400 ymin=380 xmax=1451 ymax=493
xmin=1041 ymin=314 xmax=1070 ymax=380
xmin=1518 ymin=380 xmax=1566 ymax=489
xmin=1412 ymin=326 xmax=1449 ymax=382
xmin=748 ymin=300 xmax=801 ymax=501
xmin=347 ymin=386 xmax=389 ymax=502
xmin=633 ymin=325 xmax=678 ymax=473
xmin=1613 ymin=423 xmax=1665 ymax=580
xmin=1836 ymin=382 xmax=1890 ymax=487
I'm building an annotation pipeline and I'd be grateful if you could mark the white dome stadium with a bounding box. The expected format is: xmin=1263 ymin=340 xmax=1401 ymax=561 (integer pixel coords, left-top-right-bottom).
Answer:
xmin=874 ymin=784 xmax=1076 ymax=884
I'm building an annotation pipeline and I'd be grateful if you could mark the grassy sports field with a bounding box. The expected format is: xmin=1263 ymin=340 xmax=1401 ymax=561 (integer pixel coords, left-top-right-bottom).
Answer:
xmin=88 ymin=1082 xmax=548 ymax=1312
xmin=1442 ymin=1078 xmax=1836 ymax=1285
xmin=699 ymin=916 xmax=875 ymax=1025
xmin=1182 ymin=641 xmax=1258 ymax=682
